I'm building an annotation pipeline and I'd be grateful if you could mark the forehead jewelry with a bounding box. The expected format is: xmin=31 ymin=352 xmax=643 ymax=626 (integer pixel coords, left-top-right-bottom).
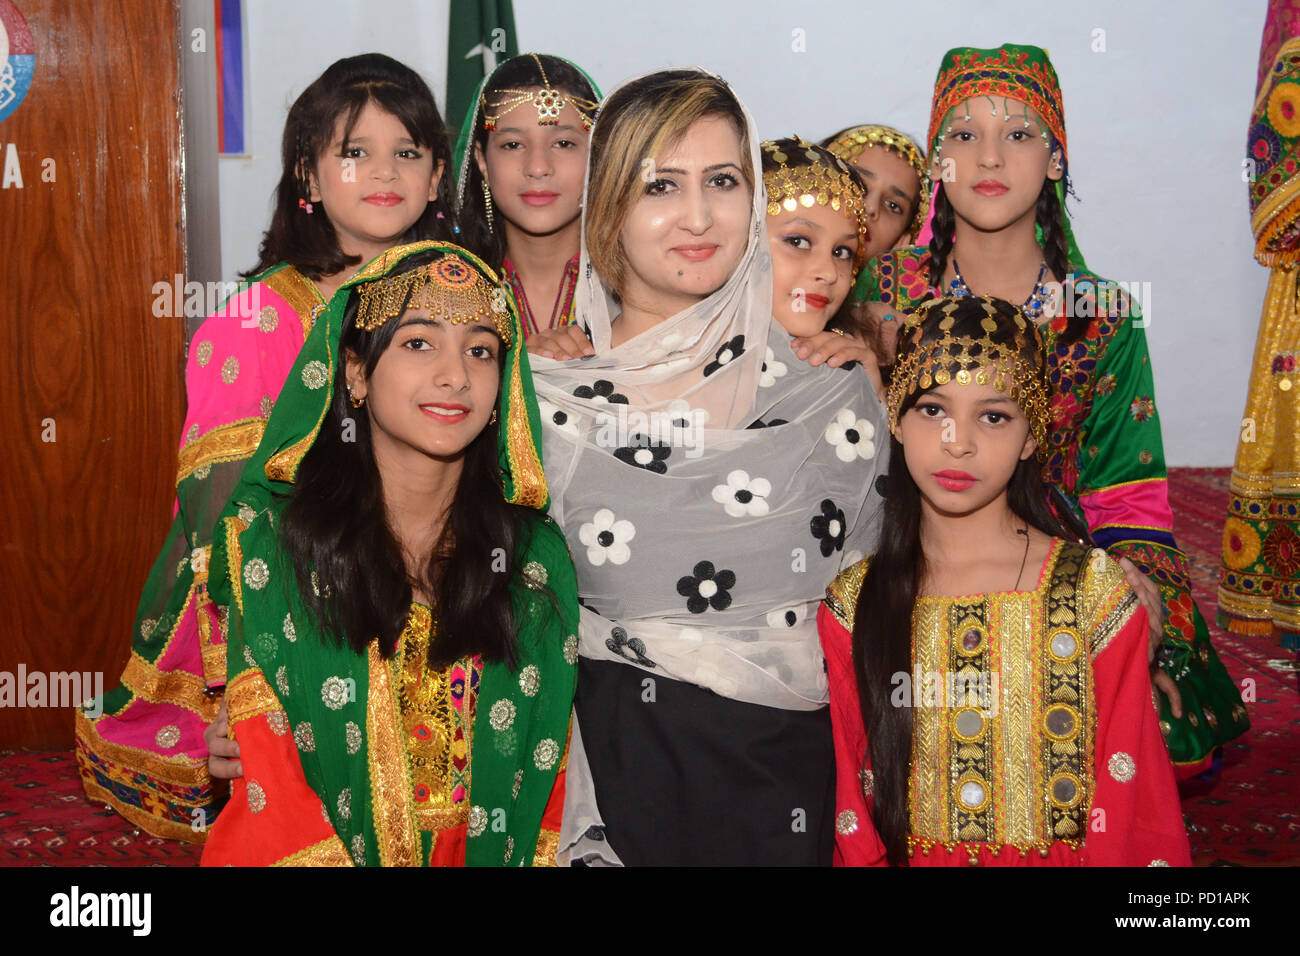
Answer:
xmin=762 ymin=138 xmax=870 ymax=270
xmin=354 ymin=254 xmax=514 ymax=347
xmin=886 ymin=296 xmax=1050 ymax=451
xmin=482 ymin=53 xmax=598 ymax=132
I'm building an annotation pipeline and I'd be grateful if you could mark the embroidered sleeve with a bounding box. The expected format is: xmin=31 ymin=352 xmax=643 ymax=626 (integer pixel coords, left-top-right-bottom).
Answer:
xmin=825 ymin=559 xmax=870 ymax=632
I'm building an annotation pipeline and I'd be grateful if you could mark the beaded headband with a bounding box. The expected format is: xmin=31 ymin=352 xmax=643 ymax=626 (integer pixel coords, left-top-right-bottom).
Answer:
xmin=762 ymin=137 xmax=870 ymax=271
xmin=825 ymin=124 xmax=931 ymax=236
xmin=927 ymin=44 xmax=1067 ymax=164
xmin=482 ymin=53 xmax=599 ymax=131
xmin=886 ymin=295 xmax=1050 ymax=452
xmin=354 ymin=253 xmax=512 ymax=347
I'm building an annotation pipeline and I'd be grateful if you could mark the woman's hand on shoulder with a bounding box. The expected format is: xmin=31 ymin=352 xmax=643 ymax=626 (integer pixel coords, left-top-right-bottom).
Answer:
xmin=790 ymin=327 xmax=886 ymax=401
xmin=527 ymin=325 xmax=595 ymax=360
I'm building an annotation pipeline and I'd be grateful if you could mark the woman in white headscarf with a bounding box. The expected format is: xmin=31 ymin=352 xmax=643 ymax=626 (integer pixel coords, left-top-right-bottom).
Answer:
xmin=528 ymin=70 xmax=888 ymax=865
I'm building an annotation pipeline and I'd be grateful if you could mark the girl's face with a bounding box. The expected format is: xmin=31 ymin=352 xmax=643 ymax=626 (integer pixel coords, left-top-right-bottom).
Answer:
xmin=310 ymin=101 xmax=443 ymax=262
xmin=618 ymin=114 xmax=752 ymax=314
xmin=930 ymin=97 xmax=1061 ymax=235
xmin=475 ymin=94 xmax=589 ymax=239
xmin=847 ymin=146 xmax=921 ymax=259
xmin=767 ymin=202 xmax=858 ymax=337
xmin=346 ymin=309 xmax=502 ymax=465
xmin=897 ymin=377 xmax=1037 ymax=519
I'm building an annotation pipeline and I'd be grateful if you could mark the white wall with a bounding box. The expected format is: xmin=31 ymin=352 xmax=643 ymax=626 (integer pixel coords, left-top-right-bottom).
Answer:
xmin=220 ymin=0 xmax=1269 ymax=466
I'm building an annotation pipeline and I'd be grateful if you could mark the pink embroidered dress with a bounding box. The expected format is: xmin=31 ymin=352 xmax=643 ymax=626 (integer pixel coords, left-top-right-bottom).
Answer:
xmin=75 ymin=264 xmax=324 ymax=842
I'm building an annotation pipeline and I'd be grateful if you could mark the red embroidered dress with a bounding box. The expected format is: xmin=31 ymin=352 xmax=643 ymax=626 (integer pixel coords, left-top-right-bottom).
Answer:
xmin=818 ymin=541 xmax=1191 ymax=866
xmin=856 ymin=247 xmax=1250 ymax=767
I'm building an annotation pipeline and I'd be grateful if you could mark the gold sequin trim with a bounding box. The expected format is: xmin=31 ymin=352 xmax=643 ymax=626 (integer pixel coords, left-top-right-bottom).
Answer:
xmin=272 ymin=835 xmax=352 ymax=867
xmin=176 ymin=418 xmax=266 ymax=484
xmin=532 ymin=827 xmax=560 ymax=867
xmin=227 ymin=668 xmax=280 ymax=727
xmin=262 ymin=265 xmax=325 ymax=341
xmin=120 ymin=649 xmax=220 ymax=721
xmin=367 ymin=639 xmax=419 ymax=866
xmin=825 ymin=559 xmax=869 ymax=631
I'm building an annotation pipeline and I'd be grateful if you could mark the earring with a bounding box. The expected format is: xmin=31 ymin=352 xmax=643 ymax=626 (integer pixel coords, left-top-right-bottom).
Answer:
xmin=482 ymin=180 xmax=495 ymax=233
xmin=489 ymin=409 xmax=498 ymax=425
xmin=1054 ymin=159 xmax=1063 ymax=171
xmin=348 ymin=387 xmax=364 ymax=408
xmin=298 ymin=197 xmax=314 ymax=214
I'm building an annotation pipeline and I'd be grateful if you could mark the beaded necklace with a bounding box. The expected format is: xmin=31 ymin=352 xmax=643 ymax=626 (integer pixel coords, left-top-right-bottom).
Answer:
xmin=950 ymin=259 xmax=1051 ymax=321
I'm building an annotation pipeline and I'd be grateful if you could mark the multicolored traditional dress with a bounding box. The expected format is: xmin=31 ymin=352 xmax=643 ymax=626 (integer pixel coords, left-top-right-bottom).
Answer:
xmin=199 ymin=240 xmax=578 ymax=866
xmin=75 ymin=264 xmax=325 ymax=841
xmin=502 ymin=254 xmax=581 ymax=338
xmin=818 ymin=540 xmax=1192 ymax=866
xmin=855 ymin=250 xmax=1250 ymax=768
xmin=1220 ymin=2 xmax=1300 ymax=650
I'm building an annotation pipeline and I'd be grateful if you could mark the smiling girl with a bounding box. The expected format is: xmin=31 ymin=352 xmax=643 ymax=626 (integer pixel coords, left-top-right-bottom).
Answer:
xmin=850 ymin=43 xmax=1249 ymax=772
xmin=200 ymin=242 xmax=577 ymax=866
xmin=76 ymin=54 xmax=456 ymax=840
xmin=819 ymin=295 xmax=1190 ymax=866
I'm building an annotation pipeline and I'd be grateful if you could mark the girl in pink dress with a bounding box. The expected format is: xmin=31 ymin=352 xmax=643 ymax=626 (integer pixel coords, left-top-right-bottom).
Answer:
xmin=75 ymin=52 xmax=455 ymax=841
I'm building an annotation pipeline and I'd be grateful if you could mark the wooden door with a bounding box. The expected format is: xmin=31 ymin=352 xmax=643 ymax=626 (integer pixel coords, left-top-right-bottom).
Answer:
xmin=0 ymin=0 xmax=186 ymax=747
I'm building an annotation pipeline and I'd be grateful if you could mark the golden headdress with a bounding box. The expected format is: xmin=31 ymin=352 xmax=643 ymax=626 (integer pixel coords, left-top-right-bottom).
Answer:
xmin=481 ymin=52 xmax=599 ymax=131
xmin=824 ymin=124 xmax=931 ymax=237
xmin=761 ymin=136 xmax=870 ymax=272
xmin=886 ymin=295 xmax=1050 ymax=452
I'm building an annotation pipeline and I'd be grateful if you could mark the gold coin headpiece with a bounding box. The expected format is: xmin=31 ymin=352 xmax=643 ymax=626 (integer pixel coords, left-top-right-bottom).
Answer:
xmin=825 ymin=124 xmax=931 ymax=237
xmin=762 ymin=137 xmax=870 ymax=273
xmin=354 ymin=253 xmax=513 ymax=347
xmin=886 ymin=295 xmax=1050 ymax=452
xmin=482 ymin=53 xmax=599 ymax=131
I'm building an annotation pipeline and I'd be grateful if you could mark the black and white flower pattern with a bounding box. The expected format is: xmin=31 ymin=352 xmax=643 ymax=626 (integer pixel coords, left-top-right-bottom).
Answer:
xmin=824 ymin=408 xmax=876 ymax=462
xmin=613 ymin=433 xmax=671 ymax=474
xmin=746 ymin=417 xmax=788 ymax=429
xmin=703 ymin=334 xmax=746 ymax=376
xmin=606 ymin=625 xmax=656 ymax=667
xmin=810 ymin=499 xmax=846 ymax=557
xmin=676 ymin=560 xmax=736 ymax=614
xmin=538 ymin=398 xmax=579 ymax=438
xmin=573 ymin=379 xmax=629 ymax=404
xmin=765 ymin=602 xmax=808 ymax=629
xmin=578 ymin=508 xmax=636 ymax=566
xmin=759 ymin=346 xmax=788 ymax=388
xmin=711 ymin=469 xmax=771 ymax=518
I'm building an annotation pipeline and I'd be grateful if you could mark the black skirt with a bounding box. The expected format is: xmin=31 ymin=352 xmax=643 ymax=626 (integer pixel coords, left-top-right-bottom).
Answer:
xmin=575 ymin=658 xmax=835 ymax=866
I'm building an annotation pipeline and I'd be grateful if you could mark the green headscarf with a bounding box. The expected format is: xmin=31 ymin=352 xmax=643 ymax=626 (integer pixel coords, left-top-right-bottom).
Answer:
xmin=207 ymin=240 xmax=578 ymax=866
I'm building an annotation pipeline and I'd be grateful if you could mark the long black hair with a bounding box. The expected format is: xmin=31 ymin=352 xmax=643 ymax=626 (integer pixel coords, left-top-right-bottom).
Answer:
xmin=246 ymin=53 xmax=457 ymax=281
xmin=280 ymin=250 xmax=537 ymax=669
xmin=850 ymin=295 xmax=1075 ymax=865
xmin=457 ymin=54 xmax=598 ymax=272
xmin=926 ymin=148 xmax=1088 ymax=344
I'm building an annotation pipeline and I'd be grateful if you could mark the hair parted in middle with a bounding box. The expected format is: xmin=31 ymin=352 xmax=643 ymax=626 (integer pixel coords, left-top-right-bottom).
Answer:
xmin=584 ymin=69 xmax=754 ymax=296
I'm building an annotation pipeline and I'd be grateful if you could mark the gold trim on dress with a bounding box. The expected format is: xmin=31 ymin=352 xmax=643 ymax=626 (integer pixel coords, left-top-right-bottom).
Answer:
xmin=176 ymin=419 xmax=267 ymax=485
xmin=272 ymin=834 xmax=353 ymax=867
xmin=263 ymin=266 xmax=326 ymax=341
xmin=532 ymin=827 xmax=560 ymax=867
xmin=226 ymin=668 xmax=281 ymax=728
xmin=120 ymin=650 xmax=221 ymax=719
xmin=825 ymin=559 xmax=870 ymax=631
xmin=367 ymin=639 xmax=420 ymax=867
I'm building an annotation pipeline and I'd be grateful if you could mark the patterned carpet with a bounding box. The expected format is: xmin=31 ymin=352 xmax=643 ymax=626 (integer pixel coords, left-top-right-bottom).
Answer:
xmin=1 ymin=468 xmax=1296 ymax=866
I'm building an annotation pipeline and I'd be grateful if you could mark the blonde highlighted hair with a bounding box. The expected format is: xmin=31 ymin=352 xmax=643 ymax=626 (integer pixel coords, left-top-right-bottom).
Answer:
xmin=585 ymin=70 xmax=753 ymax=295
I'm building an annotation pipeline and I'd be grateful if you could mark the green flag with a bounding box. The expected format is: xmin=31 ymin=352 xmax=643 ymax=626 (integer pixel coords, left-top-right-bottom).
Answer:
xmin=446 ymin=0 xmax=518 ymax=137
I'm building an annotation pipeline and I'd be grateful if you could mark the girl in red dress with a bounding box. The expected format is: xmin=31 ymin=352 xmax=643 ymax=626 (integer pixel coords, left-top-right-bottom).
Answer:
xmin=818 ymin=294 xmax=1190 ymax=866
